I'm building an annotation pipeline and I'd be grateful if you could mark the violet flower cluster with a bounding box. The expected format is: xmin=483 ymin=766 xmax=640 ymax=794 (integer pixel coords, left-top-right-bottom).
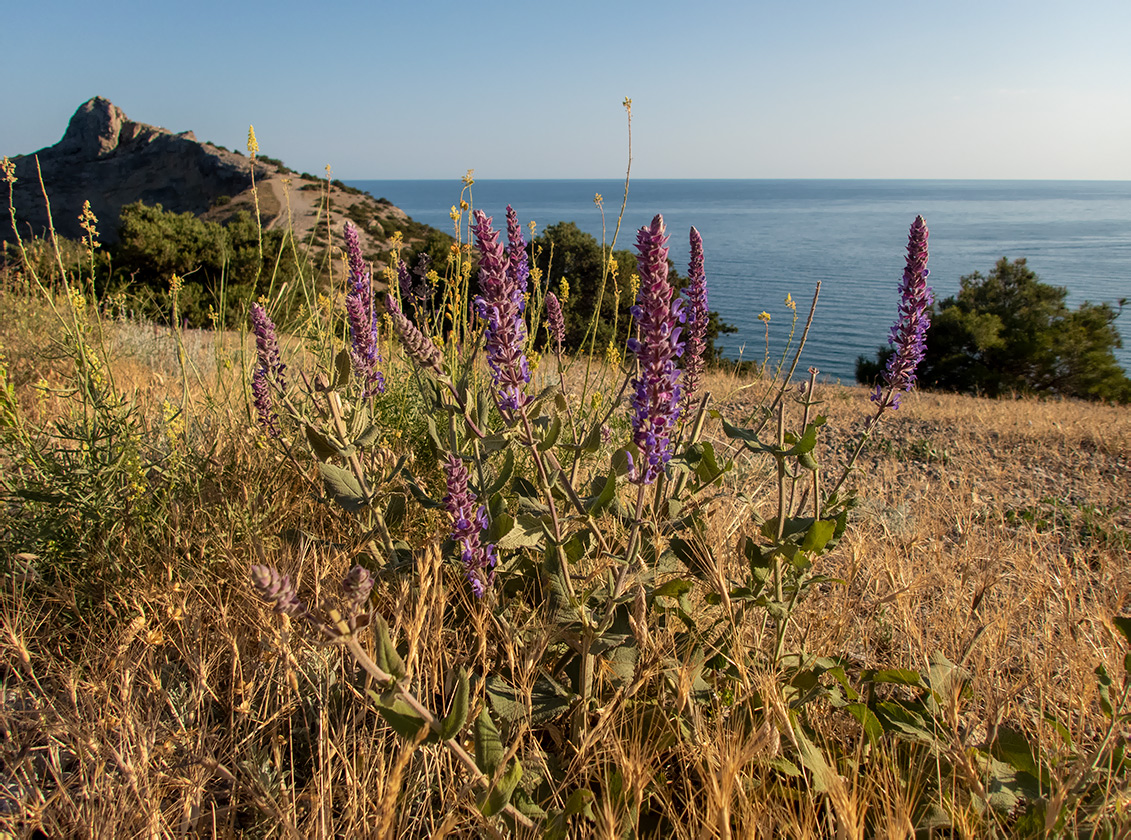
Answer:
xmin=250 ymin=564 xmax=306 ymax=618
xmin=443 ymin=453 xmax=497 ymax=598
xmin=873 ymin=215 xmax=933 ymax=409
xmin=343 ymin=222 xmax=386 ymax=397
xmin=386 ymin=293 xmax=445 ymax=378
xmin=681 ymin=227 xmax=709 ymax=405
xmin=249 ymin=302 xmax=285 ymax=436
xmin=627 ymin=214 xmax=685 ymax=485
xmin=472 ymin=207 xmax=531 ymax=413
xmin=545 ymin=291 xmax=565 ymax=355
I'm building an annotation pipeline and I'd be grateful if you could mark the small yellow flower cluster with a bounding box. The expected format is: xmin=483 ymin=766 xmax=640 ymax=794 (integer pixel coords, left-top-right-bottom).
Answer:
xmin=759 ymin=311 xmax=771 ymax=323
xmin=594 ymin=193 xmax=603 ymax=207
xmin=628 ymin=273 xmax=640 ymax=305
xmin=460 ymin=200 xmax=469 ymax=211
xmin=169 ymin=273 xmax=184 ymax=296
xmin=247 ymin=125 xmax=259 ymax=158
xmin=608 ymin=255 xmax=619 ymax=279
xmin=590 ymin=392 xmax=603 ymax=410
xmin=207 ymin=305 xmax=219 ymax=327
xmin=1 ymin=156 xmax=16 ymax=185
xmin=426 ymin=269 xmax=440 ymax=287
xmin=605 ymin=341 xmax=622 ymax=369
xmin=162 ymin=398 xmax=185 ymax=447
xmin=559 ymin=278 xmax=570 ymax=304
xmin=391 ymin=230 xmax=404 ymax=246
xmin=450 ymin=205 xmax=461 ymax=222
xmin=462 ymin=169 xmax=475 ymax=186
xmin=67 ymin=286 xmax=87 ymax=312
xmin=528 ymin=220 xmax=537 ymax=236
xmin=528 ymin=349 xmax=541 ymax=375
xmin=785 ymin=293 xmax=796 ymax=311
xmin=530 ymin=264 xmax=543 ymax=286
xmin=78 ymin=201 xmax=100 ymax=250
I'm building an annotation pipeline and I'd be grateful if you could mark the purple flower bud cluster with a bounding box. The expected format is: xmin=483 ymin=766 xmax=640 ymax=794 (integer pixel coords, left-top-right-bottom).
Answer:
xmin=626 ymin=214 xmax=685 ymax=485
xmin=545 ymin=292 xmax=565 ymax=354
xmin=343 ymin=222 xmax=386 ymax=397
xmin=249 ymin=303 xmax=285 ymax=436
xmin=682 ymin=227 xmax=709 ymax=404
xmin=341 ymin=564 xmax=374 ymax=612
xmin=386 ymin=293 xmax=445 ymax=377
xmin=442 ymin=453 xmax=497 ymax=598
xmin=472 ymin=208 xmax=531 ymax=413
xmin=873 ymin=215 xmax=933 ymax=410
xmin=250 ymin=564 xmax=307 ymax=618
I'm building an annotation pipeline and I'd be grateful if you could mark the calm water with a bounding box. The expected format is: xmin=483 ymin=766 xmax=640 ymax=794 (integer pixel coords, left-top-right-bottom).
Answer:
xmin=349 ymin=179 xmax=1131 ymax=382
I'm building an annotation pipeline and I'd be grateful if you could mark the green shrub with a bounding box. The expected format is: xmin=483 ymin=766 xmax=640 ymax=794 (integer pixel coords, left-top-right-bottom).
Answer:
xmin=858 ymin=257 xmax=1130 ymax=402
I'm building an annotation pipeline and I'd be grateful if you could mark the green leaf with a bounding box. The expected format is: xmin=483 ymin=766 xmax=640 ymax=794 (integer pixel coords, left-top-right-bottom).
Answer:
xmin=403 ymin=470 xmax=445 ymax=510
xmin=480 ymin=756 xmax=522 ymax=817
xmin=579 ymin=423 xmax=604 ymax=453
xmin=654 ymin=578 xmax=695 ymax=599
xmin=1096 ymin=663 xmax=1114 ymax=718
xmin=438 ymin=669 xmax=470 ymax=741
xmin=496 ymin=514 xmax=547 ymax=551
xmin=318 ymin=462 xmax=367 ymax=512
xmin=692 ymin=440 xmax=730 ymax=485
xmin=611 ymin=445 xmax=636 ymax=477
xmin=425 ymin=415 xmax=443 ymax=455
xmin=484 ymin=449 xmax=515 ymax=497
xmin=800 ymin=519 xmax=837 ymax=553
xmin=1113 ymin=616 xmax=1131 ymax=648
xmin=474 ymin=706 xmax=505 ymax=775
xmin=371 ymin=613 xmax=406 ymax=680
xmin=791 ymin=716 xmax=840 ymax=794
xmin=783 ymin=416 xmax=826 ymax=457
xmin=355 ymin=423 xmax=382 ymax=449
xmin=585 ymin=471 xmax=617 ymax=515
xmin=333 ymin=347 xmax=351 ymax=389
xmin=537 ymin=414 xmax=562 ymax=451
xmin=991 ymin=725 xmax=1039 ymax=778
xmin=366 ymin=689 xmax=433 ymax=742
xmin=486 ymin=511 xmax=515 ymax=545
xmin=305 ymin=425 xmax=339 ymax=461
xmin=863 ymin=668 xmax=926 ymax=688
xmin=845 ymin=702 xmax=884 ymax=745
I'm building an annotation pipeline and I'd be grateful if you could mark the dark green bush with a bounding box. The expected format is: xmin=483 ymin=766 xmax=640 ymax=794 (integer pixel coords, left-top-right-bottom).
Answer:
xmin=857 ymin=257 xmax=1130 ymax=402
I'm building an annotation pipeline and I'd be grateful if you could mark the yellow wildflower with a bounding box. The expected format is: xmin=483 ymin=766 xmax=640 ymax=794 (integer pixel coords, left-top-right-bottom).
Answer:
xmin=247 ymin=125 xmax=259 ymax=157
xmin=594 ymin=193 xmax=603 ymax=207
xmin=450 ymin=205 xmax=461 ymax=222
xmin=559 ymin=278 xmax=570 ymax=304
xmin=785 ymin=293 xmax=796 ymax=311
xmin=605 ymin=341 xmax=622 ymax=369
xmin=1 ymin=156 xmax=16 ymax=184
xmin=462 ymin=169 xmax=475 ymax=186
xmin=759 ymin=311 xmax=771 ymax=323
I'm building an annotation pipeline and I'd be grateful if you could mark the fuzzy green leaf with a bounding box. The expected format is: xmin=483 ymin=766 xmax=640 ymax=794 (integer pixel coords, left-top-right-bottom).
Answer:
xmin=305 ymin=425 xmax=340 ymax=462
xmin=371 ymin=613 xmax=406 ymax=680
xmin=318 ymin=463 xmax=367 ymax=512
xmin=438 ymin=669 xmax=470 ymax=741
xmin=333 ymin=347 xmax=351 ymax=389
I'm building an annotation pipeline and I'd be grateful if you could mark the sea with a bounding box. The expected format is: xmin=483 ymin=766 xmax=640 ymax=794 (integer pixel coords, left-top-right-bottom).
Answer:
xmin=347 ymin=179 xmax=1131 ymax=383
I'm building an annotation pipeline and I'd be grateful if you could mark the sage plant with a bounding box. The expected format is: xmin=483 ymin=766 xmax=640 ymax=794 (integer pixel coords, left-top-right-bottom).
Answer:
xmin=873 ymin=214 xmax=932 ymax=409
xmin=343 ymin=221 xmax=386 ymax=396
xmin=443 ymin=452 xmax=497 ymax=598
xmin=682 ymin=226 xmax=709 ymax=407
xmin=249 ymin=302 xmax=284 ymax=436
xmin=626 ymin=214 xmax=684 ymax=485
xmin=472 ymin=208 xmax=530 ymax=414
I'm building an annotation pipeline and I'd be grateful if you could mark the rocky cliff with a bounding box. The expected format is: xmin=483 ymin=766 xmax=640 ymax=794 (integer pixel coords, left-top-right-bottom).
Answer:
xmin=5 ymin=97 xmax=265 ymax=244
xmin=3 ymin=98 xmax=424 ymax=261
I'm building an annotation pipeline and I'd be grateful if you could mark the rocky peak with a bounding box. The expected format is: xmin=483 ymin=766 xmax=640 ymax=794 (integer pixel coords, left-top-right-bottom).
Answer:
xmin=55 ymin=97 xmax=131 ymax=159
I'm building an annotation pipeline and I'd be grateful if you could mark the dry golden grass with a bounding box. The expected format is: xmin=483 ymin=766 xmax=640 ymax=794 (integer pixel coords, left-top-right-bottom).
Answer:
xmin=1 ymin=294 xmax=1129 ymax=838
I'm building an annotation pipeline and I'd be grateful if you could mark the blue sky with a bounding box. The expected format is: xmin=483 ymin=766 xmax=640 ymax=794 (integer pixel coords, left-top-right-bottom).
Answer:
xmin=4 ymin=0 xmax=1129 ymax=180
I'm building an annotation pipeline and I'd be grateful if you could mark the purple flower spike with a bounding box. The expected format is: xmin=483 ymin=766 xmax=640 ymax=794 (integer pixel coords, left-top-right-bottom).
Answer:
xmin=682 ymin=227 xmax=709 ymax=404
xmin=249 ymin=303 xmax=284 ymax=436
xmin=627 ymin=214 xmax=685 ymax=485
xmin=472 ymin=208 xmax=530 ymax=413
xmin=442 ymin=453 xmax=497 ymax=598
xmin=873 ymin=215 xmax=933 ymax=409
xmin=250 ymin=303 xmax=286 ymax=390
xmin=545 ymin=292 xmax=565 ymax=354
xmin=343 ymin=222 xmax=386 ymax=397
xmin=386 ymin=293 xmax=444 ymax=377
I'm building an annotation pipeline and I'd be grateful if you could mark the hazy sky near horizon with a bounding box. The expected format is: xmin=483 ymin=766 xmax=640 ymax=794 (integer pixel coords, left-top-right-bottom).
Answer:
xmin=4 ymin=0 xmax=1129 ymax=180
